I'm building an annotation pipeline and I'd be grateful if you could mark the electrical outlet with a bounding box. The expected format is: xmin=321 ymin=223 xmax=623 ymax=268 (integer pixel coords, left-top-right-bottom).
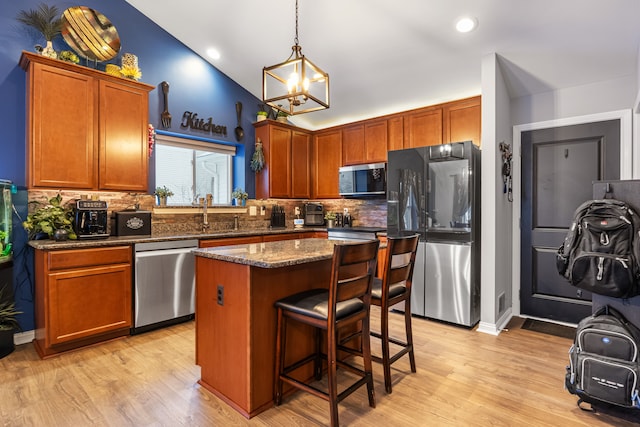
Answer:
xmin=260 ymin=205 xmax=266 ymax=216
xmin=294 ymin=206 xmax=301 ymax=216
xmin=343 ymin=208 xmax=349 ymax=214
xmin=217 ymin=285 xmax=224 ymax=306
xmin=249 ymin=206 xmax=257 ymax=216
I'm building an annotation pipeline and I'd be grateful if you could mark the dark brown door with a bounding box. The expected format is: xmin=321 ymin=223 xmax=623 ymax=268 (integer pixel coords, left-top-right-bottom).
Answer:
xmin=521 ymin=120 xmax=620 ymax=323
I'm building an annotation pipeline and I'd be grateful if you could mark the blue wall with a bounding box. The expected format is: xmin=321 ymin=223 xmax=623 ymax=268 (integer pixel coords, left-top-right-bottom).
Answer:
xmin=0 ymin=0 xmax=261 ymax=331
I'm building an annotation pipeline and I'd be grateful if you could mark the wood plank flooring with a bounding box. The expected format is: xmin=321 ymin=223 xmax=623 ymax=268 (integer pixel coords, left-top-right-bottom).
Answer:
xmin=1 ymin=310 xmax=636 ymax=426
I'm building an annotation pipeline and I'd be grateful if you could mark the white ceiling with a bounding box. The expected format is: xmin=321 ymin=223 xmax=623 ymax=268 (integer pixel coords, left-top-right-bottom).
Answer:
xmin=125 ymin=0 xmax=640 ymax=130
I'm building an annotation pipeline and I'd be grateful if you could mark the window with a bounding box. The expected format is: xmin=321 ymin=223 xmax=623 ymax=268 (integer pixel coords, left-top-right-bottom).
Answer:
xmin=155 ymin=134 xmax=235 ymax=205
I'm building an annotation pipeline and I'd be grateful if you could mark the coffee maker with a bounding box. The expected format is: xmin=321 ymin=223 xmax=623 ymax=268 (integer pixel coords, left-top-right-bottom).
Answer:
xmin=74 ymin=200 xmax=109 ymax=239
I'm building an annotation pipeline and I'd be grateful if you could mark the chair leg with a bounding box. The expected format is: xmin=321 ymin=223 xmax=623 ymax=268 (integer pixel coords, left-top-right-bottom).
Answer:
xmin=327 ymin=329 xmax=340 ymax=427
xmin=274 ymin=308 xmax=286 ymax=405
xmin=380 ymin=306 xmax=393 ymax=393
xmin=362 ymin=313 xmax=376 ymax=407
xmin=404 ymin=304 xmax=416 ymax=373
xmin=314 ymin=327 xmax=323 ymax=380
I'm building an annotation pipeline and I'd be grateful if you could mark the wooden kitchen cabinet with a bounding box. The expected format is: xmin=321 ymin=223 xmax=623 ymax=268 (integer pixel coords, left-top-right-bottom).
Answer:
xmin=312 ymin=129 xmax=342 ymax=198
xmin=443 ymin=96 xmax=481 ymax=147
xmin=387 ymin=116 xmax=404 ymax=152
xmin=341 ymin=120 xmax=388 ymax=165
xmin=33 ymin=246 xmax=132 ymax=358
xmin=404 ymin=106 xmax=443 ymax=148
xmin=20 ymin=51 xmax=153 ymax=191
xmin=254 ymin=121 xmax=311 ymax=199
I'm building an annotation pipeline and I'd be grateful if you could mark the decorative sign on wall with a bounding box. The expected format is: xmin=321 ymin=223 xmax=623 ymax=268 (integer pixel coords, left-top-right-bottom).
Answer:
xmin=180 ymin=111 xmax=227 ymax=137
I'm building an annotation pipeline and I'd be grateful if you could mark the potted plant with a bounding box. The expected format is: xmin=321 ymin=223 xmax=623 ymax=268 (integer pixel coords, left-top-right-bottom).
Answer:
xmin=154 ymin=186 xmax=174 ymax=206
xmin=324 ymin=211 xmax=337 ymax=228
xmin=231 ymin=187 xmax=248 ymax=206
xmin=22 ymin=193 xmax=76 ymax=240
xmin=257 ymin=110 xmax=268 ymax=122
xmin=16 ymin=3 xmax=63 ymax=59
xmin=276 ymin=109 xmax=289 ymax=123
xmin=0 ymin=285 xmax=21 ymax=359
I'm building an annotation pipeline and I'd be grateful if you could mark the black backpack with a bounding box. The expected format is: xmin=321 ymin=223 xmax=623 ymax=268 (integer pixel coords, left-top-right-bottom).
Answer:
xmin=556 ymin=199 xmax=640 ymax=298
xmin=566 ymin=305 xmax=640 ymax=410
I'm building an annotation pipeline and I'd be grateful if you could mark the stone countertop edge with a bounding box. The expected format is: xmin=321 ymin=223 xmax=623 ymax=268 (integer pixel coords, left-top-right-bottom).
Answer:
xmin=27 ymin=227 xmax=329 ymax=250
xmin=193 ymin=238 xmax=357 ymax=269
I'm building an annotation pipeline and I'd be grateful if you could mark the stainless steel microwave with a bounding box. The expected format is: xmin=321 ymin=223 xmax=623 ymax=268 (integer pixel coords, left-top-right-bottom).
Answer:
xmin=338 ymin=163 xmax=386 ymax=197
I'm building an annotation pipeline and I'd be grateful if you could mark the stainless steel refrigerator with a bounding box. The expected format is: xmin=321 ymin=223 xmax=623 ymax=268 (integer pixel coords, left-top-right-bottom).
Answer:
xmin=387 ymin=141 xmax=481 ymax=327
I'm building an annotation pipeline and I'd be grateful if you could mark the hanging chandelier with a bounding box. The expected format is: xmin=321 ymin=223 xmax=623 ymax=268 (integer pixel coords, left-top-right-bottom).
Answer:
xmin=262 ymin=0 xmax=329 ymax=115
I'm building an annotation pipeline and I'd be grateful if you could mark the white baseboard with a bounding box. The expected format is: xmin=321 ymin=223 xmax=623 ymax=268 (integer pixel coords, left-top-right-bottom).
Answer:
xmin=476 ymin=308 xmax=513 ymax=336
xmin=14 ymin=329 xmax=35 ymax=346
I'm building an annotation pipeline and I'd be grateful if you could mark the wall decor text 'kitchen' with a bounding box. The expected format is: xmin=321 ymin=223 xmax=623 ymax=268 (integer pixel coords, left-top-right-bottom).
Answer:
xmin=180 ymin=111 xmax=227 ymax=136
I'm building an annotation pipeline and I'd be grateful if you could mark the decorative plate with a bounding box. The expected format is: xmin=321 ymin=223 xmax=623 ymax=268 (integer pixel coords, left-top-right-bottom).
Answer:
xmin=61 ymin=6 xmax=121 ymax=62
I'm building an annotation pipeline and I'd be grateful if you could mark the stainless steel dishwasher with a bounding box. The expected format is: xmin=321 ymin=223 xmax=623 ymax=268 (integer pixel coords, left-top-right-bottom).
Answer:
xmin=132 ymin=239 xmax=198 ymax=334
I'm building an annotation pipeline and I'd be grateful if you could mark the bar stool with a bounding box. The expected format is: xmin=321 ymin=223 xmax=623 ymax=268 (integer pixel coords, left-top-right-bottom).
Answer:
xmin=370 ymin=234 xmax=420 ymax=393
xmin=273 ymin=239 xmax=380 ymax=427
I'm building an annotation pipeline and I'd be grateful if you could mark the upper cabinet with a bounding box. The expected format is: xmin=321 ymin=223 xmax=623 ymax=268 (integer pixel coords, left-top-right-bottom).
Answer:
xmin=404 ymin=106 xmax=443 ymax=148
xmin=254 ymin=120 xmax=311 ymax=199
xmin=312 ymin=129 xmax=342 ymax=199
xmin=20 ymin=52 xmax=153 ymax=191
xmin=442 ymin=96 xmax=481 ymax=146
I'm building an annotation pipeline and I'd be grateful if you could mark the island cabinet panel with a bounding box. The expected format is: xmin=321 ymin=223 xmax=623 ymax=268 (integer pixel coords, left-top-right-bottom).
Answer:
xmin=195 ymin=257 xmax=331 ymax=418
xmin=34 ymin=246 xmax=132 ymax=358
xmin=443 ymin=95 xmax=481 ymax=147
xmin=20 ymin=51 xmax=153 ymax=191
xmin=312 ymin=129 xmax=342 ymax=198
xmin=254 ymin=121 xmax=311 ymax=199
xmin=404 ymin=106 xmax=443 ymax=148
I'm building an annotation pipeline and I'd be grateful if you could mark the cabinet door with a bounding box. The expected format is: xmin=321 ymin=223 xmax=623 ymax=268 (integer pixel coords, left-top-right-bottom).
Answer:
xmin=364 ymin=120 xmax=388 ymax=163
xmin=443 ymin=96 xmax=481 ymax=147
xmin=28 ymin=63 xmax=97 ymax=189
xmin=342 ymin=124 xmax=365 ymax=165
xmin=388 ymin=116 xmax=404 ymax=153
xmin=312 ymin=130 xmax=342 ymax=198
xmin=291 ymin=130 xmax=311 ymax=198
xmin=99 ymin=80 xmax=149 ymax=191
xmin=269 ymin=126 xmax=293 ymax=198
xmin=404 ymin=107 xmax=442 ymax=148
xmin=48 ymin=263 xmax=132 ymax=345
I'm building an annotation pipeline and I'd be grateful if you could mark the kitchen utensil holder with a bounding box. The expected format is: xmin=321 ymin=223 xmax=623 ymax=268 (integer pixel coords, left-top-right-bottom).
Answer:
xmin=270 ymin=211 xmax=286 ymax=228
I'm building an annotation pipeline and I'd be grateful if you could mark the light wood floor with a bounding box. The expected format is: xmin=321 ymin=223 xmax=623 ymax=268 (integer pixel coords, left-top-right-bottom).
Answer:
xmin=0 ymin=310 xmax=636 ymax=426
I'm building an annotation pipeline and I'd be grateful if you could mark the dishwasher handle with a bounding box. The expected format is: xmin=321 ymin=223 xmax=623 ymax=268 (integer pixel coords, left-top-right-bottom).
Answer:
xmin=135 ymin=247 xmax=197 ymax=258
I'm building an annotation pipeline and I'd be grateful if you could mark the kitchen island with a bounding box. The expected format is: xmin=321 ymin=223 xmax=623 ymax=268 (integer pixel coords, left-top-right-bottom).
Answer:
xmin=193 ymin=238 xmax=346 ymax=418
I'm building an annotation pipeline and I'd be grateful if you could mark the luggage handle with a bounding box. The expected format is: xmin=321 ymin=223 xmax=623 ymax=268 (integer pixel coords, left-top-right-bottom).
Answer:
xmin=593 ymin=305 xmax=634 ymax=328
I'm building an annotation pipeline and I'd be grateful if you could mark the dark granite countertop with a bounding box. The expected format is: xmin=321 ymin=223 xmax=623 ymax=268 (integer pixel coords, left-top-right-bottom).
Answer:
xmin=193 ymin=238 xmax=355 ymax=268
xmin=27 ymin=227 xmax=328 ymax=251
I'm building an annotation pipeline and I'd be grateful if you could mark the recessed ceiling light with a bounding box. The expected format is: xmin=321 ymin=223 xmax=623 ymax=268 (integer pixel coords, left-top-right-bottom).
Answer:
xmin=206 ymin=48 xmax=221 ymax=60
xmin=455 ymin=17 xmax=478 ymax=33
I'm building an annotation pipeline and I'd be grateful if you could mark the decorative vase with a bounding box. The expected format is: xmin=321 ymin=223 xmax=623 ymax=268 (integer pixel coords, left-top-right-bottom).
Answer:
xmin=235 ymin=198 xmax=245 ymax=207
xmin=158 ymin=196 xmax=167 ymax=206
xmin=326 ymin=219 xmax=335 ymax=228
xmin=41 ymin=40 xmax=57 ymax=59
xmin=276 ymin=116 xmax=288 ymax=123
xmin=257 ymin=114 xmax=267 ymax=122
xmin=53 ymin=229 xmax=69 ymax=241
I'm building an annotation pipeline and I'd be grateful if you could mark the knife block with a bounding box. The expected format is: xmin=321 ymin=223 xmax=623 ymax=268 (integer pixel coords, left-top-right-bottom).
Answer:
xmin=270 ymin=211 xmax=286 ymax=228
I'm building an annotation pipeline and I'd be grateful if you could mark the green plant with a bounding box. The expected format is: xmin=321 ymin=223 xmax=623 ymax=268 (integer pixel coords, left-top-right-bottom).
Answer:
xmin=257 ymin=110 xmax=268 ymax=117
xmin=231 ymin=187 xmax=248 ymax=200
xmin=16 ymin=3 xmax=62 ymax=41
xmin=154 ymin=186 xmax=174 ymax=198
xmin=0 ymin=285 xmax=21 ymax=332
xmin=324 ymin=211 xmax=336 ymax=221
xmin=22 ymin=194 xmax=76 ymax=240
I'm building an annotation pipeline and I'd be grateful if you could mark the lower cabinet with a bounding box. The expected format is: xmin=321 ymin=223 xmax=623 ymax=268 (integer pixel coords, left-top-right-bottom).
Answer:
xmin=34 ymin=246 xmax=132 ymax=358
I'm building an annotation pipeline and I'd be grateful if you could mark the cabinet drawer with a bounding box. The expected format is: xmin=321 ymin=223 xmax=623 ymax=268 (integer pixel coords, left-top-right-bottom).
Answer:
xmin=47 ymin=246 xmax=131 ymax=271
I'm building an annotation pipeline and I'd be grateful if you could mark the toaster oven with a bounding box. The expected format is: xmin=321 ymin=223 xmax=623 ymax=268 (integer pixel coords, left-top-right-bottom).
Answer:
xmin=304 ymin=203 xmax=324 ymax=226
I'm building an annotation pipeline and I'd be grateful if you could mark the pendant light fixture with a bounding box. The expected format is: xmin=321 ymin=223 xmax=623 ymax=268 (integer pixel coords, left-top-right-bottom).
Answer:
xmin=262 ymin=0 xmax=329 ymax=115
